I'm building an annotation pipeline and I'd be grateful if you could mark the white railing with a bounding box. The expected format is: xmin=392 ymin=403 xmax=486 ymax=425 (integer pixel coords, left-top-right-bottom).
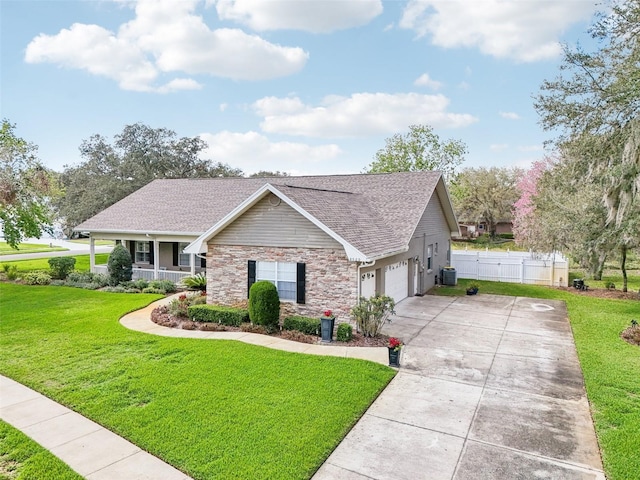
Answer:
xmin=450 ymin=250 xmax=569 ymax=287
xmin=92 ymin=265 xmax=193 ymax=283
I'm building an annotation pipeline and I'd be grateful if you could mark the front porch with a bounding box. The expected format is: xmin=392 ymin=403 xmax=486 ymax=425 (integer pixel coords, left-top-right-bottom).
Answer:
xmin=93 ymin=264 xmax=195 ymax=283
xmin=87 ymin=235 xmax=205 ymax=283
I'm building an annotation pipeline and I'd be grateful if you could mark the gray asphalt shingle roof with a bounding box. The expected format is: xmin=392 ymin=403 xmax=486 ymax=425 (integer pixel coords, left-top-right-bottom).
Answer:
xmin=76 ymin=172 xmax=444 ymax=258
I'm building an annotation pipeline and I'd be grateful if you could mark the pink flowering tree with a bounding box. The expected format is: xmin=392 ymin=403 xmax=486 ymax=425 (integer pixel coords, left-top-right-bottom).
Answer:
xmin=512 ymin=158 xmax=552 ymax=247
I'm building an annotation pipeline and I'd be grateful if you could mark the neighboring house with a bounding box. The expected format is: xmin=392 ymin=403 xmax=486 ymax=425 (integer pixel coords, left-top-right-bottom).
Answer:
xmin=76 ymin=172 xmax=459 ymax=317
xmin=456 ymin=221 xmax=513 ymax=238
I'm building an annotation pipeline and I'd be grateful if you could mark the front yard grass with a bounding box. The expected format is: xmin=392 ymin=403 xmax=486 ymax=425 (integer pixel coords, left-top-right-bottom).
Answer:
xmin=0 ymin=284 xmax=394 ymax=480
xmin=434 ymin=279 xmax=640 ymax=480
xmin=0 ymin=420 xmax=82 ymax=480
xmin=0 ymin=253 xmax=110 ymax=273
xmin=0 ymin=242 xmax=67 ymax=256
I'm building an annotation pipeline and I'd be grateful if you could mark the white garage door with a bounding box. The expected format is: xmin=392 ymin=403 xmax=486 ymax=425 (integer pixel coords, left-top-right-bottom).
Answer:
xmin=385 ymin=260 xmax=408 ymax=303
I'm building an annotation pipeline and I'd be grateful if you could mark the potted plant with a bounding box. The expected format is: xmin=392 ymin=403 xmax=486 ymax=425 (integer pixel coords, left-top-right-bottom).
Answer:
xmin=466 ymin=282 xmax=479 ymax=295
xmin=320 ymin=309 xmax=335 ymax=343
xmin=388 ymin=337 xmax=403 ymax=367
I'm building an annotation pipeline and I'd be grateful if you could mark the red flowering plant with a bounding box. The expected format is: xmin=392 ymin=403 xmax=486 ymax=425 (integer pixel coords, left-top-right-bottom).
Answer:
xmin=388 ymin=337 xmax=403 ymax=351
xmin=323 ymin=309 xmax=333 ymax=318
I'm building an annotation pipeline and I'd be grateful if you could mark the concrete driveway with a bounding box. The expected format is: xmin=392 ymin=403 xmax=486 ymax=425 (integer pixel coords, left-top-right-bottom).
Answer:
xmin=313 ymin=294 xmax=605 ymax=480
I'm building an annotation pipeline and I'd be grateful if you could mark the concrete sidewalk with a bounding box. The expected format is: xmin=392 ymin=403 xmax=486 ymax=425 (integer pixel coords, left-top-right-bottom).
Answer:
xmin=0 ymin=375 xmax=190 ymax=480
xmin=120 ymin=294 xmax=389 ymax=365
xmin=313 ymin=294 xmax=605 ymax=480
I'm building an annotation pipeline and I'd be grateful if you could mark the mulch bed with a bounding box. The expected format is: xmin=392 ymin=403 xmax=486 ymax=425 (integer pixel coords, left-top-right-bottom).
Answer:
xmin=559 ymin=286 xmax=640 ymax=301
xmin=151 ymin=306 xmax=390 ymax=347
xmin=621 ymin=325 xmax=640 ymax=347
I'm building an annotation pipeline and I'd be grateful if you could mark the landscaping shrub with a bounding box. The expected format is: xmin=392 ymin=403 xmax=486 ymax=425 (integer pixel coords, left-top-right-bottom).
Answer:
xmin=149 ymin=279 xmax=177 ymax=293
xmin=2 ymin=264 xmax=18 ymax=280
xmin=188 ymin=305 xmax=249 ymax=326
xmin=47 ymin=257 xmax=76 ymax=279
xmin=142 ymin=287 xmax=165 ymax=294
xmin=22 ymin=271 xmax=52 ymax=285
xmin=336 ymin=323 xmax=353 ymax=342
xmin=66 ymin=272 xmax=109 ymax=289
xmin=102 ymin=286 xmax=126 ymax=293
xmin=282 ymin=316 xmax=321 ymax=336
xmin=124 ymin=278 xmax=149 ymax=290
xmin=182 ymin=272 xmax=207 ymax=291
xmin=107 ymin=244 xmax=133 ymax=285
xmin=50 ymin=280 xmax=66 ymax=286
xmin=350 ymin=294 xmax=395 ymax=337
xmin=248 ymin=281 xmax=280 ymax=331
xmin=169 ymin=293 xmax=207 ymax=318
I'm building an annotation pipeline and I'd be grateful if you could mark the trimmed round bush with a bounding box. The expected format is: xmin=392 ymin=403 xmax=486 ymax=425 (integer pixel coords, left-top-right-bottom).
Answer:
xmin=336 ymin=323 xmax=353 ymax=342
xmin=23 ymin=271 xmax=52 ymax=285
xmin=107 ymin=244 xmax=133 ymax=286
xmin=48 ymin=256 xmax=76 ymax=279
xmin=248 ymin=281 xmax=280 ymax=331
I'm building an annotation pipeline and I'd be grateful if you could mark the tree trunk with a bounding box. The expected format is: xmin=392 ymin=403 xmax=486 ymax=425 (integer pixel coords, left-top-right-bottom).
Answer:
xmin=589 ymin=251 xmax=607 ymax=281
xmin=621 ymin=245 xmax=628 ymax=292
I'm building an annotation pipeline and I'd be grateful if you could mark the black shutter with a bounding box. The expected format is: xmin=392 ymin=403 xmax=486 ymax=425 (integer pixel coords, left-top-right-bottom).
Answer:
xmin=173 ymin=243 xmax=179 ymax=266
xmin=129 ymin=241 xmax=136 ymax=262
xmin=296 ymin=262 xmax=306 ymax=304
xmin=148 ymin=241 xmax=154 ymax=265
xmin=247 ymin=260 xmax=256 ymax=298
xmin=201 ymin=255 xmax=206 ymax=268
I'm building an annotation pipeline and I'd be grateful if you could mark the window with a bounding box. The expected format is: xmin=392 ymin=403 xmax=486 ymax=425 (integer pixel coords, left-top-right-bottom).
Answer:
xmin=427 ymin=245 xmax=433 ymax=271
xmin=178 ymin=242 xmax=190 ymax=267
xmin=256 ymin=261 xmax=297 ymax=301
xmin=135 ymin=241 xmax=150 ymax=263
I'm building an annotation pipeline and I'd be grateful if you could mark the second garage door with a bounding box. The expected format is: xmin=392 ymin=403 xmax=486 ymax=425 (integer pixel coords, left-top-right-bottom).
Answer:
xmin=385 ymin=260 xmax=408 ymax=303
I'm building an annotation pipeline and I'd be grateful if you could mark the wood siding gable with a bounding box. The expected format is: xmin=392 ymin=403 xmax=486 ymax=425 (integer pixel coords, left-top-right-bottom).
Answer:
xmin=412 ymin=192 xmax=449 ymax=239
xmin=211 ymin=194 xmax=342 ymax=249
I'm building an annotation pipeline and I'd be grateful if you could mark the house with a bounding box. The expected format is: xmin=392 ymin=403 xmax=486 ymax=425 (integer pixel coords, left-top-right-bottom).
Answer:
xmin=75 ymin=172 xmax=459 ymax=317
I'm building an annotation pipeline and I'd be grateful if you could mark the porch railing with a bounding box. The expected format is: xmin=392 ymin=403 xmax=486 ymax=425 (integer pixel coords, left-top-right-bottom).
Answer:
xmin=93 ymin=265 xmax=194 ymax=283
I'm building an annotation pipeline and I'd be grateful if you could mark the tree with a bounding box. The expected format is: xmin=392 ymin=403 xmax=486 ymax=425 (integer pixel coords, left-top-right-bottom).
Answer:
xmin=249 ymin=170 xmax=290 ymax=177
xmin=0 ymin=119 xmax=58 ymax=249
xmin=534 ymin=0 xmax=640 ymax=286
xmin=451 ymin=167 xmax=523 ymax=237
xmin=57 ymin=123 xmax=244 ymax=235
xmin=366 ymin=124 xmax=467 ymax=180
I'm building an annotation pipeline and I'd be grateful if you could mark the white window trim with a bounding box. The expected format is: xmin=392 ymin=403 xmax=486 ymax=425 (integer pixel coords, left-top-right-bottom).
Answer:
xmin=256 ymin=260 xmax=297 ymax=302
xmin=178 ymin=242 xmax=191 ymax=267
xmin=135 ymin=241 xmax=150 ymax=264
xmin=427 ymin=245 xmax=433 ymax=273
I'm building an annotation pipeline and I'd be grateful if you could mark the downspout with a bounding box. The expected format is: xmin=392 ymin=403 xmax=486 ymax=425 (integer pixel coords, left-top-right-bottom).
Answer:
xmin=357 ymin=260 xmax=376 ymax=300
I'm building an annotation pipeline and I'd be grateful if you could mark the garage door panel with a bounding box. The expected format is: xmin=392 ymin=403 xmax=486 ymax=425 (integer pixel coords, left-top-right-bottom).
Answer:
xmin=385 ymin=260 xmax=408 ymax=303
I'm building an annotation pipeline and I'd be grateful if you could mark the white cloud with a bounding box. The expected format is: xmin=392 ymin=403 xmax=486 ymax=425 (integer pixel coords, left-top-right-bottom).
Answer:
xmin=219 ymin=103 xmax=228 ymax=112
xmin=490 ymin=143 xmax=509 ymax=152
xmin=24 ymin=0 xmax=308 ymax=92
xmin=214 ymin=0 xmax=383 ymax=32
xmin=499 ymin=111 xmax=520 ymax=120
xmin=253 ymin=92 xmax=477 ymax=137
xmin=414 ymin=73 xmax=443 ymax=90
xmin=199 ymin=130 xmax=342 ymax=173
xmin=399 ymin=0 xmax=597 ymax=62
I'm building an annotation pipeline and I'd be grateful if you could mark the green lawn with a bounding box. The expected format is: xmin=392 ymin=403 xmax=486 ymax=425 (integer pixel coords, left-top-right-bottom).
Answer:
xmin=0 ymin=242 xmax=67 ymax=256
xmin=434 ymin=279 xmax=640 ymax=480
xmin=0 ymin=284 xmax=394 ymax=480
xmin=0 ymin=254 xmax=110 ymax=273
xmin=0 ymin=420 xmax=82 ymax=480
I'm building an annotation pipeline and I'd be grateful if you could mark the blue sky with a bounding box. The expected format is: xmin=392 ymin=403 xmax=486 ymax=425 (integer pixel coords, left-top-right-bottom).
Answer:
xmin=2 ymin=0 xmax=599 ymax=176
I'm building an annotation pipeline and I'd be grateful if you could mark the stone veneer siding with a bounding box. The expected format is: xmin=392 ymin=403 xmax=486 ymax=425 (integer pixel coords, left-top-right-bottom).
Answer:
xmin=206 ymin=244 xmax=358 ymax=319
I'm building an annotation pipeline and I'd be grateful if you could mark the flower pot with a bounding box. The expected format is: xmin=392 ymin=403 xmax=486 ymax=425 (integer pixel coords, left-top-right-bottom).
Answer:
xmin=466 ymin=287 xmax=478 ymax=295
xmin=321 ymin=316 xmax=335 ymax=343
xmin=388 ymin=347 xmax=400 ymax=367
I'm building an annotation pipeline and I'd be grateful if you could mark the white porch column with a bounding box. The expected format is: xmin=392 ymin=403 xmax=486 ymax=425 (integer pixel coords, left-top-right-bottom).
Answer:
xmin=89 ymin=236 xmax=96 ymax=273
xmin=153 ymin=240 xmax=159 ymax=279
xmin=190 ymin=254 xmax=196 ymax=275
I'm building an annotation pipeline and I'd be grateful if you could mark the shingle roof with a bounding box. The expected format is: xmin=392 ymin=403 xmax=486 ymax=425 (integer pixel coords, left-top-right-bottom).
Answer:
xmin=76 ymin=172 xmax=449 ymax=259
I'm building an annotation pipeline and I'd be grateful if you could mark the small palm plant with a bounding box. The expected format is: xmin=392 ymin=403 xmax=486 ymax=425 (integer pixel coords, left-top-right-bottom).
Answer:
xmin=182 ymin=272 xmax=207 ymax=291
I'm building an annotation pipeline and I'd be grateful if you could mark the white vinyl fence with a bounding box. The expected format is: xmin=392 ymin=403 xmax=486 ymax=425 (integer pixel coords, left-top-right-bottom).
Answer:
xmin=451 ymin=250 xmax=569 ymax=287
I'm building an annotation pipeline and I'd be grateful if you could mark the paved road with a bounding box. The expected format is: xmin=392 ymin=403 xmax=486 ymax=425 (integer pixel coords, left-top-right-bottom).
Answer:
xmin=314 ymin=294 xmax=605 ymax=480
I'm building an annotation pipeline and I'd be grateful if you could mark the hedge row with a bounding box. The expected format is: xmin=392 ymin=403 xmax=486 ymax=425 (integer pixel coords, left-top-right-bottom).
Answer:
xmin=282 ymin=316 xmax=321 ymax=336
xmin=188 ymin=305 xmax=249 ymax=326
